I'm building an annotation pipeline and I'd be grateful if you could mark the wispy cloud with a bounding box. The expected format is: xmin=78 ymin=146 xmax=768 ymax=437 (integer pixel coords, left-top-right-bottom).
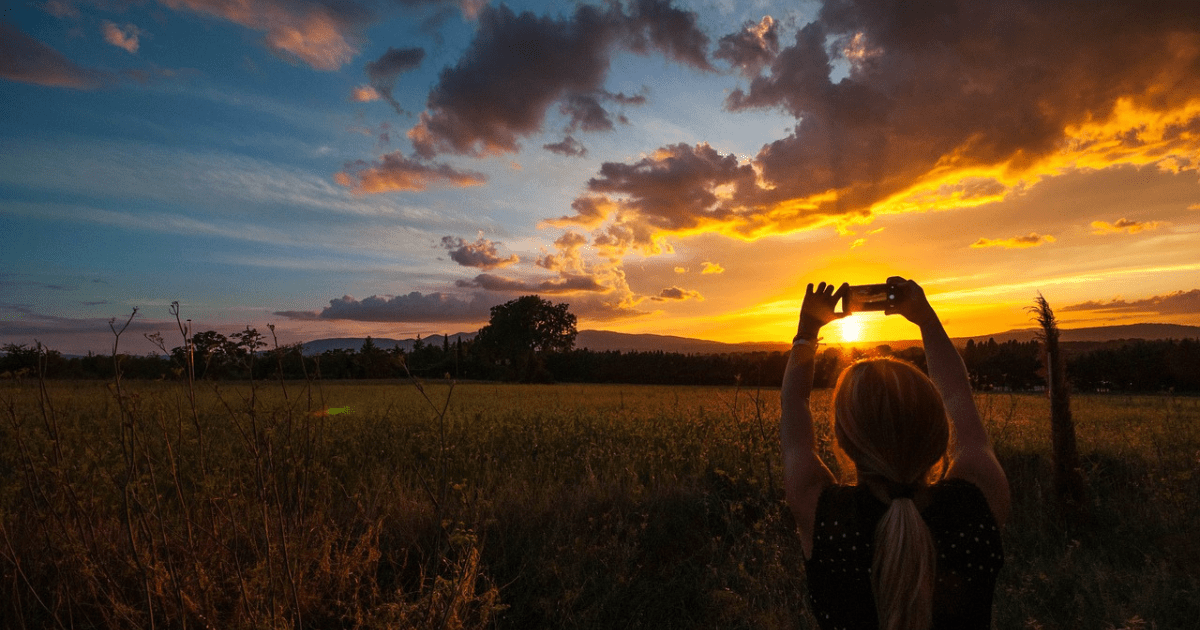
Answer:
xmin=1060 ymin=289 xmax=1200 ymax=315
xmin=335 ymin=153 xmax=486 ymax=193
xmin=1091 ymin=218 xmax=1161 ymax=234
xmin=970 ymin=233 xmax=1056 ymax=249
xmin=0 ymin=24 xmax=111 ymax=89
xmin=158 ymin=0 xmax=376 ymax=70
xmin=363 ymin=46 xmax=425 ymax=113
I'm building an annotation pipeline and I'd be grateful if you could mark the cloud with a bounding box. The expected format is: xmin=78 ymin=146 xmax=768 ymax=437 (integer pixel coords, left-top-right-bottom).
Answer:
xmin=365 ymin=46 xmax=425 ymax=113
xmin=652 ymin=286 xmax=702 ymax=301
xmin=407 ymin=0 xmax=710 ymax=158
xmin=700 ymin=261 xmax=724 ymax=274
xmin=555 ymin=143 xmax=758 ymax=252
xmin=1188 ymin=203 xmax=1200 ymax=211
xmin=1091 ymin=218 xmax=1161 ymax=234
xmin=560 ymin=1 xmax=1200 ymax=249
xmin=970 ymin=233 xmax=1055 ymax=249
xmin=543 ymin=135 xmax=588 ymax=157
xmin=0 ymin=302 xmax=160 ymax=337
xmin=440 ymin=235 xmax=519 ymax=269
xmin=102 ymin=21 xmax=141 ymax=54
xmin=159 ymin=0 xmax=375 ymax=70
xmin=714 ymin=15 xmax=779 ymax=77
xmin=274 ymin=292 xmax=492 ymax=323
xmin=351 ymin=85 xmax=381 ymax=102
xmin=1060 ymin=289 xmax=1200 ymax=315
xmin=536 ymin=231 xmax=589 ymax=273
xmin=455 ymin=272 xmax=609 ymax=295
xmin=0 ymin=24 xmax=111 ymax=89
xmin=335 ymin=152 xmax=486 ymax=193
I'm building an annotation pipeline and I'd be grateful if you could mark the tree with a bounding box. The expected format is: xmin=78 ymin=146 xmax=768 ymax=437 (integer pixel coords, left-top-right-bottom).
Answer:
xmin=474 ymin=295 xmax=577 ymax=381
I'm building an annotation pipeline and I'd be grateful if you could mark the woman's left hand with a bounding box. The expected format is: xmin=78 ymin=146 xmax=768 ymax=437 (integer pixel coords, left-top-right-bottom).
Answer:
xmin=796 ymin=282 xmax=849 ymax=341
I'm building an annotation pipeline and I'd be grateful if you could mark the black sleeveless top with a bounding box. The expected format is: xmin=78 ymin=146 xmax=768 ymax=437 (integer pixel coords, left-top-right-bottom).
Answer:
xmin=804 ymin=478 xmax=1004 ymax=630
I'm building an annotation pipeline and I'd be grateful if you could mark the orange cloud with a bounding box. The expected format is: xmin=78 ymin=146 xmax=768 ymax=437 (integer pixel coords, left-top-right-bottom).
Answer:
xmin=700 ymin=261 xmax=724 ymax=274
xmin=335 ymin=153 xmax=485 ymax=193
xmin=1091 ymin=218 xmax=1161 ymax=234
xmin=159 ymin=0 xmax=370 ymax=70
xmin=547 ymin=2 xmax=1200 ymax=254
xmin=351 ymin=85 xmax=380 ymax=102
xmin=102 ymin=21 xmax=141 ymax=54
xmin=970 ymin=233 xmax=1056 ymax=249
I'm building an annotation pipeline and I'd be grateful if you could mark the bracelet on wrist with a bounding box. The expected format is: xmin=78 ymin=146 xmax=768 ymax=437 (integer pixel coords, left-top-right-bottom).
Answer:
xmin=792 ymin=335 xmax=818 ymax=348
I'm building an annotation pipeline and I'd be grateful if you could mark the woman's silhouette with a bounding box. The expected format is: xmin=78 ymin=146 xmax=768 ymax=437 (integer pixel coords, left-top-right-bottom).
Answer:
xmin=780 ymin=278 xmax=1010 ymax=630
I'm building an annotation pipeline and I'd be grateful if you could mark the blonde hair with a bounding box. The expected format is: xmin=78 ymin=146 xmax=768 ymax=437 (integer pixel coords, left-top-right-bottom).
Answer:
xmin=833 ymin=358 xmax=949 ymax=630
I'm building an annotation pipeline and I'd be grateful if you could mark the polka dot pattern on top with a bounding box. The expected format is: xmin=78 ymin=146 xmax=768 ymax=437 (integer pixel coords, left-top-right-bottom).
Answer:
xmin=803 ymin=478 xmax=1003 ymax=630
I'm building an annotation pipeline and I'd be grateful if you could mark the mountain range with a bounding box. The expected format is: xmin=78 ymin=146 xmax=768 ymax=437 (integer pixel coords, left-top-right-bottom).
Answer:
xmin=300 ymin=323 xmax=1200 ymax=356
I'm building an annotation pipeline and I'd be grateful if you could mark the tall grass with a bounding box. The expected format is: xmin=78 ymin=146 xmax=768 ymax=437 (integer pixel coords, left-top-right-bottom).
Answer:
xmin=2 ymin=373 xmax=1197 ymax=629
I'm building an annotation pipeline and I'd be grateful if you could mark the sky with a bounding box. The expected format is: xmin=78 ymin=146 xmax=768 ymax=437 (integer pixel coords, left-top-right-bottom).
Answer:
xmin=2 ymin=0 xmax=1199 ymax=356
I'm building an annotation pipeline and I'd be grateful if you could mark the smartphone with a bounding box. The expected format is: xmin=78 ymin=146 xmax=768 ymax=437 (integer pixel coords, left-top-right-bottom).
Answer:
xmin=844 ymin=283 xmax=897 ymax=313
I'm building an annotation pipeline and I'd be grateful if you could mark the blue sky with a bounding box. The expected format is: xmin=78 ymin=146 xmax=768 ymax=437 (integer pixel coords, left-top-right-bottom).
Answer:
xmin=3 ymin=0 xmax=1199 ymax=355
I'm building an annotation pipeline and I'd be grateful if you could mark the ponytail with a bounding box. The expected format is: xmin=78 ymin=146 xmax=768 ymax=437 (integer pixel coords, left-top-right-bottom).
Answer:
xmin=872 ymin=497 xmax=936 ymax=630
xmin=832 ymin=358 xmax=949 ymax=630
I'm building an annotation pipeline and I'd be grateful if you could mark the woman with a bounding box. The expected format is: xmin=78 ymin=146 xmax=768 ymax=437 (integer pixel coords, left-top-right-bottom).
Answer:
xmin=780 ymin=278 xmax=1011 ymax=630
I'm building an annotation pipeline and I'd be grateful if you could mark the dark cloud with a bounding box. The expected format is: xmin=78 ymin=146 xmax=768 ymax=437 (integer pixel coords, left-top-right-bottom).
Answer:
xmin=727 ymin=1 xmax=1200 ymax=218
xmin=1060 ymin=289 xmax=1200 ymax=315
xmin=621 ymin=0 xmax=713 ymax=70
xmin=0 ymin=24 xmax=111 ymax=89
xmin=714 ymin=15 xmax=779 ymax=77
xmin=335 ymin=152 xmax=486 ymax=192
xmin=559 ymin=1 xmax=1200 ymax=246
xmin=652 ymin=286 xmax=702 ymax=301
xmin=365 ymin=46 xmax=425 ymax=113
xmin=440 ymin=235 xmax=519 ymax=269
xmin=274 ymin=292 xmax=492 ymax=323
xmin=455 ymin=273 xmax=608 ymax=295
xmin=408 ymin=0 xmax=710 ymax=158
xmin=561 ymin=93 xmax=615 ymax=132
xmin=544 ymin=135 xmax=588 ymax=157
xmin=556 ymin=143 xmax=757 ymax=251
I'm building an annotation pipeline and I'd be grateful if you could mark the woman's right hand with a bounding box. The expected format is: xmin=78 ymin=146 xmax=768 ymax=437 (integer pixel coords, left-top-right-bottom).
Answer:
xmin=885 ymin=276 xmax=938 ymax=327
xmin=797 ymin=282 xmax=848 ymax=341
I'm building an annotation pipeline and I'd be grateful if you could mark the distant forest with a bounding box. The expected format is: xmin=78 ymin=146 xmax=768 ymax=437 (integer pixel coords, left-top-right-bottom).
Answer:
xmin=3 ymin=334 xmax=1199 ymax=393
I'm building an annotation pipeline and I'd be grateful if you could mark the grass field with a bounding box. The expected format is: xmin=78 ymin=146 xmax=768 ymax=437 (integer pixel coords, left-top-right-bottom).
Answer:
xmin=2 ymin=376 xmax=1198 ymax=629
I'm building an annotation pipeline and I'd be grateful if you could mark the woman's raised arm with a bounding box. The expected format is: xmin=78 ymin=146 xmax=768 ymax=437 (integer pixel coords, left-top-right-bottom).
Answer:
xmin=781 ymin=282 xmax=845 ymax=556
xmin=887 ymin=277 xmax=1011 ymax=525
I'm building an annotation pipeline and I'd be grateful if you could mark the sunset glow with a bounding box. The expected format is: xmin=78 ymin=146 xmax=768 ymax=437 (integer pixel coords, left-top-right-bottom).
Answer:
xmin=2 ymin=1 xmax=1198 ymax=355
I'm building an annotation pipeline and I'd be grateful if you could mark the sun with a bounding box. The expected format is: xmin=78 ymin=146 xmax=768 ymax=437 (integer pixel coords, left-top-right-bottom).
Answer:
xmin=835 ymin=316 xmax=865 ymax=343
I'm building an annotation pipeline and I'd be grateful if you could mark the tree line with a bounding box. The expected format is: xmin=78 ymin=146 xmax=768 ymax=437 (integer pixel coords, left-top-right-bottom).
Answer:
xmin=4 ymin=336 xmax=1198 ymax=393
xmin=2 ymin=295 xmax=1197 ymax=392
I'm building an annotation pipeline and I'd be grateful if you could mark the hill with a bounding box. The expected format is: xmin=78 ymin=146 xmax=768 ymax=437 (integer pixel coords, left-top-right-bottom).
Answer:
xmin=299 ymin=323 xmax=1200 ymax=357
